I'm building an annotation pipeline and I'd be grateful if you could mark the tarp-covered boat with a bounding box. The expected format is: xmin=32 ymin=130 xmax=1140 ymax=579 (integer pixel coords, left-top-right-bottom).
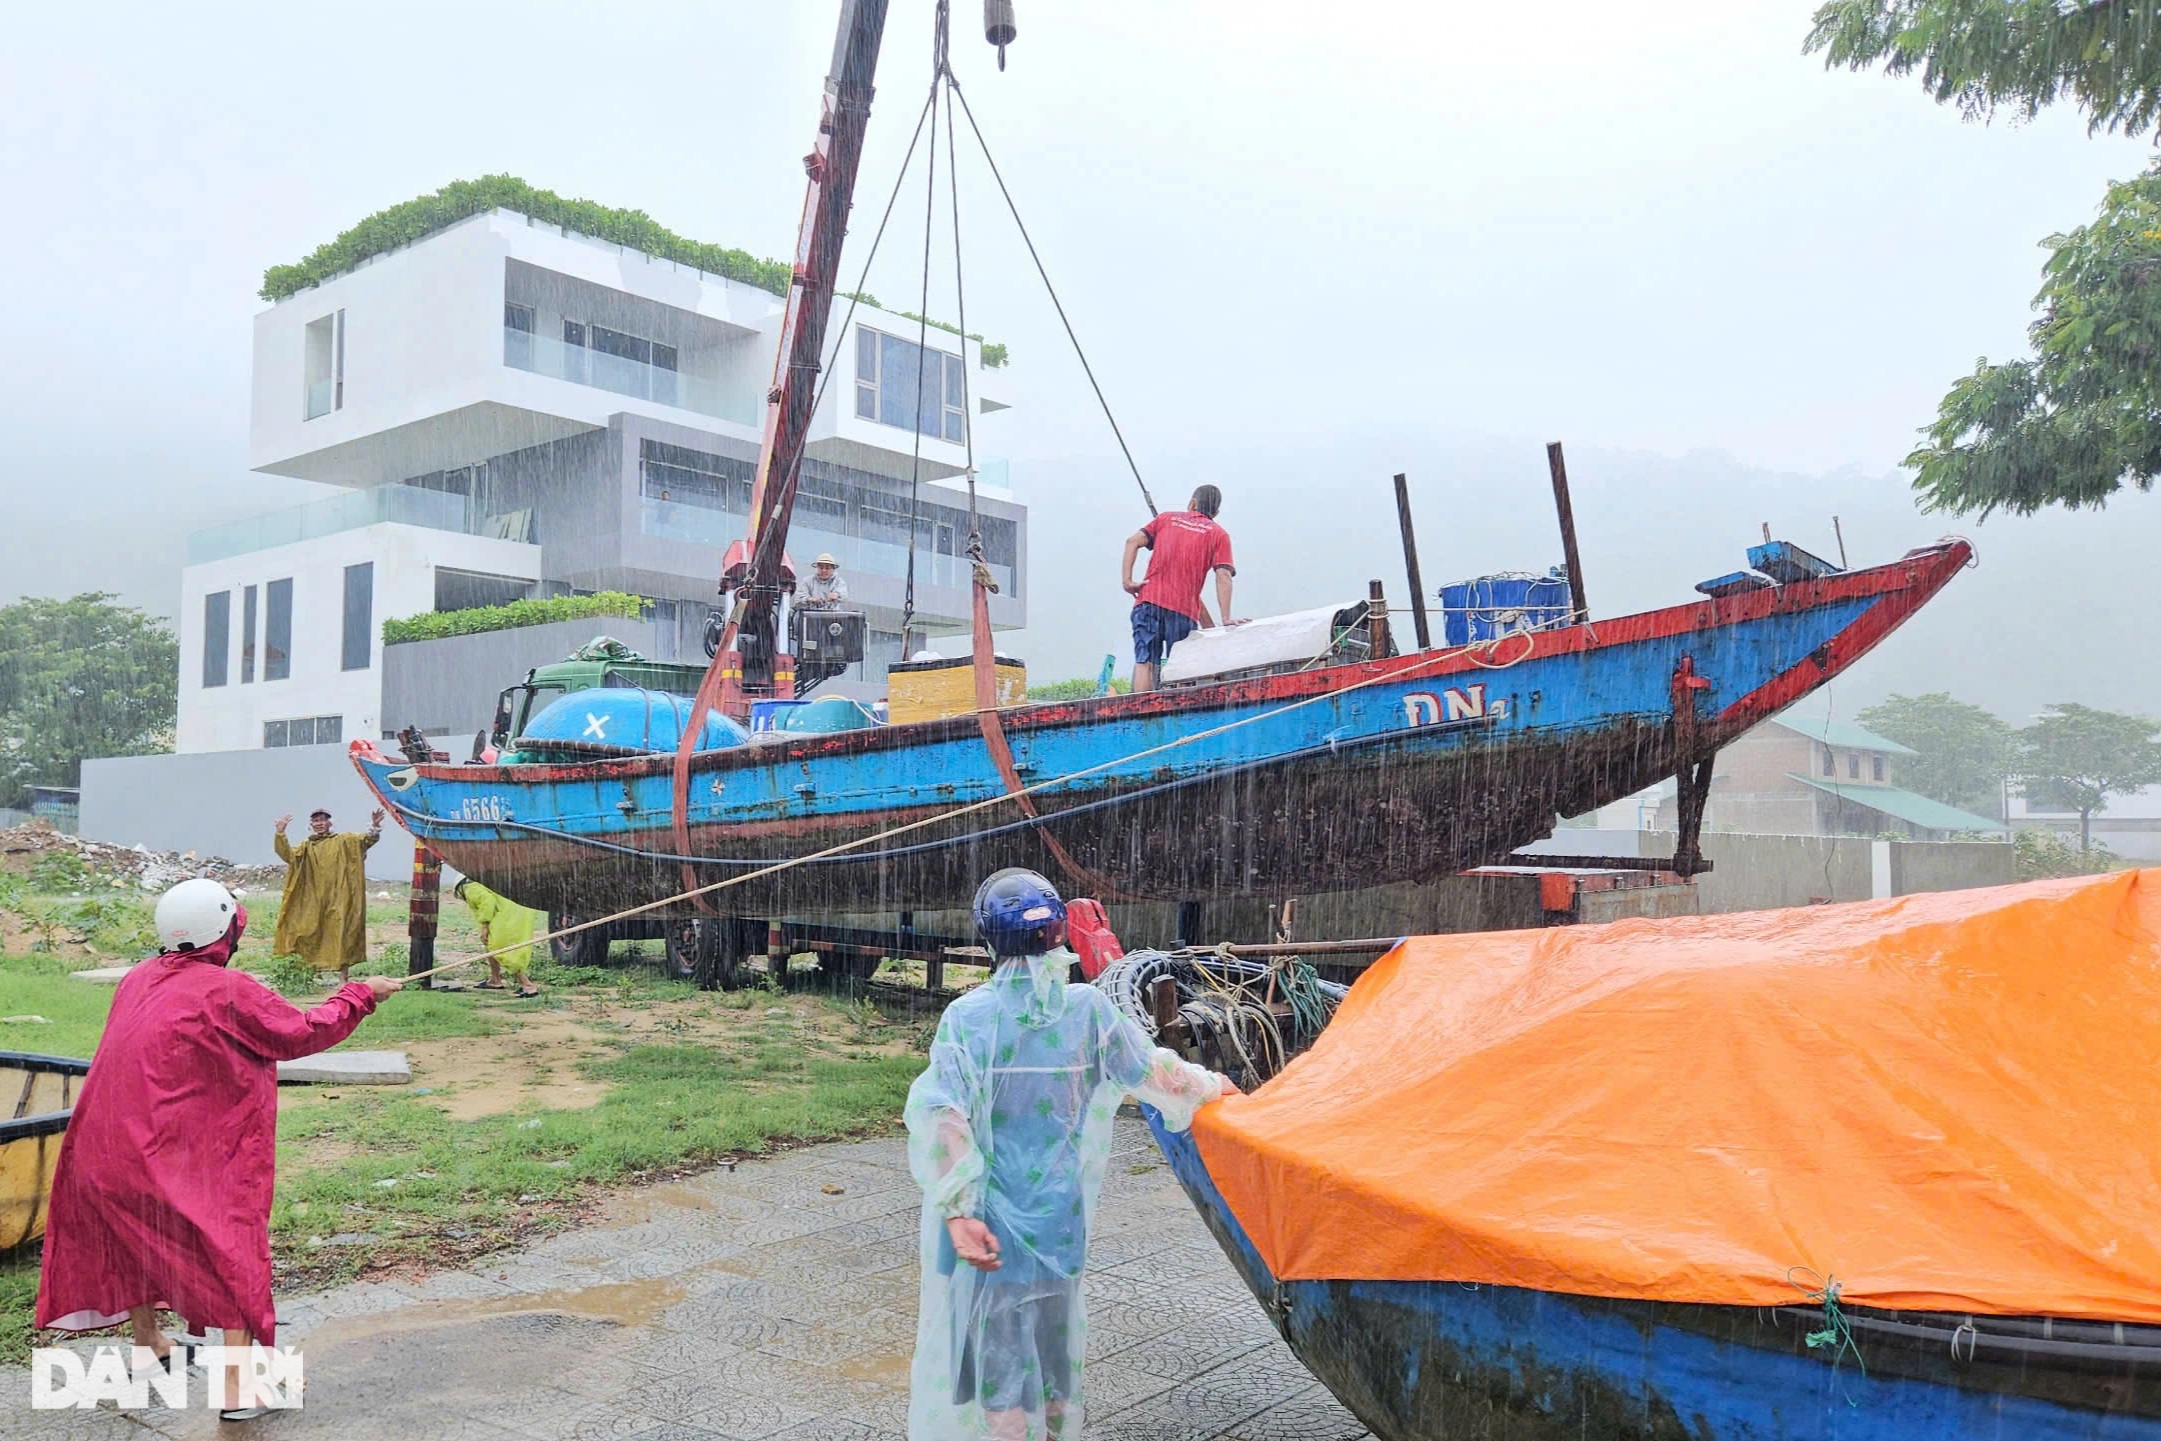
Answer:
xmin=0 ymin=1051 xmax=89 ymax=1251
xmin=1139 ymin=871 xmax=2161 ymax=1438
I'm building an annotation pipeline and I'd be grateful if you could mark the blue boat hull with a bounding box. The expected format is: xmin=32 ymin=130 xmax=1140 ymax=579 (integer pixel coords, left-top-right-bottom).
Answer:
xmin=1145 ymin=1115 xmax=2161 ymax=1439
xmin=353 ymin=545 xmax=1970 ymax=915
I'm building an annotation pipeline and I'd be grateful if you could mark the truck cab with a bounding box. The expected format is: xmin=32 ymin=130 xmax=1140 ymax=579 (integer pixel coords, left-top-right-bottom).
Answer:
xmin=489 ymin=653 xmax=711 ymax=752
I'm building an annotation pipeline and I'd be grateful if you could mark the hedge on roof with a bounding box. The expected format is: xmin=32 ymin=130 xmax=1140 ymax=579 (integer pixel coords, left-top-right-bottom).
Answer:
xmin=383 ymin=590 xmax=649 ymax=646
xmin=261 ymin=175 xmax=1008 ymax=365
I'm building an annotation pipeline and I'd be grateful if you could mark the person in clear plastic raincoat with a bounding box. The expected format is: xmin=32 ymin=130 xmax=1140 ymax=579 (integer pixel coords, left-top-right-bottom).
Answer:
xmin=904 ymin=869 xmax=1237 ymax=1440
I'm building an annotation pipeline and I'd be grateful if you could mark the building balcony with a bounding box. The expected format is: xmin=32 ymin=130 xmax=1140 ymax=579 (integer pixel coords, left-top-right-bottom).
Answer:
xmin=637 ymin=497 xmax=1016 ymax=597
xmin=186 ymin=485 xmax=511 ymax=565
xmin=504 ymin=326 xmax=756 ymax=427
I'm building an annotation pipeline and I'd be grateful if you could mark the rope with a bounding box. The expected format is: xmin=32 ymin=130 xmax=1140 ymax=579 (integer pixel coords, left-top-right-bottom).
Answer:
xmin=899 ymin=8 xmax=945 ymax=645
xmin=401 ymin=637 xmax=1526 ymax=984
xmin=945 ymin=75 xmax=1157 ymax=518
xmin=941 ymin=61 xmax=980 ymax=545
xmin=1789 ymin=1267 xmax=1868 ymax=1405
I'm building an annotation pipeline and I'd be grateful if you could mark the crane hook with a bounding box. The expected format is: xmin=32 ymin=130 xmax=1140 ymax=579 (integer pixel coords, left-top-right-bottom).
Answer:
xmin=985 ymin=0 xmax=1015 ymax=70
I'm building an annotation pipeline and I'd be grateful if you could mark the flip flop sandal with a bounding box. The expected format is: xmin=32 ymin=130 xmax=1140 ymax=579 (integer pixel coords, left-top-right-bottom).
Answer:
xmin=474 ymin=981 xmax=507 ymax=990
xmin=515 ymin=989 xmax=542 ymax=999
xmin=219 ymin=1406 xmax=273 ymax=1422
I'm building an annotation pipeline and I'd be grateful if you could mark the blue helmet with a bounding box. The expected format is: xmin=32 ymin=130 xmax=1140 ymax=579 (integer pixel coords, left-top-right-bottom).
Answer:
xmin=973 ymin=868 xmax=1066 ymax=956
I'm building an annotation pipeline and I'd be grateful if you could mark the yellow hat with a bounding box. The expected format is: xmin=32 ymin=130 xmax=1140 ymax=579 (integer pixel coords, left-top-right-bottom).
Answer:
xmin=815 ymin=553 xmax=838 ymax=567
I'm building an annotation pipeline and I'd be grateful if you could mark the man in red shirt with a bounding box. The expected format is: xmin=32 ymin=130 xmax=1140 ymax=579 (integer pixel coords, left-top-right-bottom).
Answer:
xmin=1121 ymin=484 xmax=1238 ymax=692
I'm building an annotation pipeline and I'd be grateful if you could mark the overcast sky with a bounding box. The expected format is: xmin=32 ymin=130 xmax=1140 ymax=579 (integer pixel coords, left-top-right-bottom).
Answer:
xmin=1 ymin=1 xmax=2152 ymax=717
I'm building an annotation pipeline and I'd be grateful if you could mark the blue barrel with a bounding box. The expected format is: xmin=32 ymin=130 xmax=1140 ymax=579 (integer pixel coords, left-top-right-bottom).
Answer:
xmin=749 ymin=699 xmax=809 ymax=733
xmin=523 ymin=688 xmax=748 ymax=753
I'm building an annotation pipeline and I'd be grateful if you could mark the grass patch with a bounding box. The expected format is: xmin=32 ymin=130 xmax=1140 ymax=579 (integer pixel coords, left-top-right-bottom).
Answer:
xmin=0 ymin=920 xmax=929 ymax=1361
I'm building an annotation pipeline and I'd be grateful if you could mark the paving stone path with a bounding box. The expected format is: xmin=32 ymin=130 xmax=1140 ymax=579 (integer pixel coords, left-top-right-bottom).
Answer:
xmin=3 ymin=1118 xmax=1370 ymax=1440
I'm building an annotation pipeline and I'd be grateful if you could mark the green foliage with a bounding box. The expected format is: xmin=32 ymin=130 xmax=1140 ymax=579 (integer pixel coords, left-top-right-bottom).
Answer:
xmin=1806 ymin=5 xmax=2161 ymax=517
xmin=262 ymin=952 xmax=321 ymax=996
xmin=262 ymin=176 xmax=791 ymax=303
xmin=1027 ymin=675 xmax=1131 ymax=701
xmin=2014 ymin=702 xmax=2161 ymax=849
xmin=2013 ymin=827 xmax=2120 ymax=881
xmin=0 ymin=593 xmax=176 ymax=805
xmin=28 ymin=851 xmax=89 ymax=894
xmin=1901 ymin=165 xmax=2161 ymax=517
xmin=1806 ymin=2 xmax=2161 ymax=136
xmin=1855 ymin=692 xmax=2012 ymax=816
xmin=383 ymin=590 xmax=649 ymax=645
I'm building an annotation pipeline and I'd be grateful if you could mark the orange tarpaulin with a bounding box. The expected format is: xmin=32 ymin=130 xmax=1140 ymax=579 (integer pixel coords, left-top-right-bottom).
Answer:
xmin=1192 ymin=870 xmax=2161 ymax=1323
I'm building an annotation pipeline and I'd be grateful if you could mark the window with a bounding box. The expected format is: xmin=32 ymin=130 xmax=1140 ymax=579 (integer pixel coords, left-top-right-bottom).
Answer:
xmin=201 ymin=591 xmax=230 ymax=688
xmin=562 ymin=319 xmax=587 ymax=383
xmin=304 ymin=310 xmax=345 ymax=419
xmin=651 ymin=340 xmax=678 ymax=407
xmin=1871 ymin=754 xmax=1886 ymax=783
xmin=240 ymin=585 xmax=258 ymax=684
xmin=342 ymin=562 xmax=374 ymax=672
xmin=854 ymin=326 xmax=965 ymax=441
xmin=504 ymin=303 xmax=535 ymax=369
xmin=1847 ymin=752 xmax=1861 ymax=780
xmin=1821 ymin=745 xmax=1835 ymax=778
xmin=264 ymin=578 xmax=292 ymax=680
xmin=265 ymin=714 xmax=342 ymax=749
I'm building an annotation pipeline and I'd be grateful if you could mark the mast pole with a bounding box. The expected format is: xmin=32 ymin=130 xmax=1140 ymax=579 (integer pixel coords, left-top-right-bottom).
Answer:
xmin=672 ymin=0 xmax=892 ymax=907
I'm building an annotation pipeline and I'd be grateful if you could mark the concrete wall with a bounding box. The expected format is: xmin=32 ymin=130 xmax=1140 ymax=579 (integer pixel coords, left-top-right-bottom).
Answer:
xmin=380 ymin=617 xmax=685 ymax=742
xmin=1888 ymin=838 xmax=2021 ymax=895
xmin=1523 ymin=828 xmax=2014 ymax=910
xmin=80 ymin=747 xmax=414 ymax=881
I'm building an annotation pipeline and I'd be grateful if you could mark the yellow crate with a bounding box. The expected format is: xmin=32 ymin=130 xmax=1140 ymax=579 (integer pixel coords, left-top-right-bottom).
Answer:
xmin=887 ymin=654 xmax=1027 ymax=724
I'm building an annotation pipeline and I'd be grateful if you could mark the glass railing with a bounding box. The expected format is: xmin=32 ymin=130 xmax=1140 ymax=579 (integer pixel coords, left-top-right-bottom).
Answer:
xmin=304 ymin=379 xmax=333 ymax=420
xmin=638 ymin=498 xmax=1015 ymax=594
xmin=504 ymin=327 xmax=755 ymax=426
xmin=187 ymin=486 xmax=488 ymax=565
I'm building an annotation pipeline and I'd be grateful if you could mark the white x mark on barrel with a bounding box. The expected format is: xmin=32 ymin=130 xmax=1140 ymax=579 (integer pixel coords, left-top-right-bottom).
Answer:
xmin=583 ymin=713 xmax=609 ymax=740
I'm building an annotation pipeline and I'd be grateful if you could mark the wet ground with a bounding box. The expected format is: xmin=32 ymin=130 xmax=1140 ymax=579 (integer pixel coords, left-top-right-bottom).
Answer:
xmin=3 ymin=1118 xmax=1370 ymax=1440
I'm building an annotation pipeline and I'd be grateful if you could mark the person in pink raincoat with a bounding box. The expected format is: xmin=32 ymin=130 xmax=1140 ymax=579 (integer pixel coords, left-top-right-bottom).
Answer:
xmin=36 ymin=878 xmax=400 ymax=1417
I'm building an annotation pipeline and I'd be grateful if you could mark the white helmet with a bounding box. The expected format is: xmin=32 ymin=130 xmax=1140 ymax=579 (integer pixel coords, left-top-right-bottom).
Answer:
xmin=156 ymin=878 xmax=239 ymax=951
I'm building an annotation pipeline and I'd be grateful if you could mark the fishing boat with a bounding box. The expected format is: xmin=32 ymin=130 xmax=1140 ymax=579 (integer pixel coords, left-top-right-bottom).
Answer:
xmin=352 ymin=540 xmax=1972 ymax=924
xmin=0 ymin=1051 xmax=89 ymax=1251
xmin=1111 ymin=873 xmax=2161 ymax=1439
xmin=350 ymin=0 xmax=1975 ymax=956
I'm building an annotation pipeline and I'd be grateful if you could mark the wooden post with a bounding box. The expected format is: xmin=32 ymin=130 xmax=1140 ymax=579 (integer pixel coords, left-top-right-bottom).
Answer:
xmin=1392 ymin=473 xmax=1432 ymax=650
xmin=408 ymin=844 xmax=441 ymax=988
xmin=1366 ymin=580 xmax=1392 ymax=657
xmin=1545 ymin=442 xmax=1590 ymax=622
xmin=1149 ymin=975 xmax=1179 ymax=1035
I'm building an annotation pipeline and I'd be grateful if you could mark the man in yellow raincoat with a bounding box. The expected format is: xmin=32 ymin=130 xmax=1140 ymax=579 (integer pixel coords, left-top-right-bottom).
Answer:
xmin=271 ymin=807 xmax=383 ymax=983
xmin=454 ymin=878 xmax=541 ymax=998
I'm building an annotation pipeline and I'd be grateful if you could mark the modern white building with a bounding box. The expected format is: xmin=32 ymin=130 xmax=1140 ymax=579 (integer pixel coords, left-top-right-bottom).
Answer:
xmin=176 ymin=204 xmax=1027 ymax=758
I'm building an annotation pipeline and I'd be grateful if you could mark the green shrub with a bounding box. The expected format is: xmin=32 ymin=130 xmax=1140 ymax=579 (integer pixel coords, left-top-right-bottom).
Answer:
xmin=2013 ymin=828 xmax=2120 ymax=880
xmin=264 ymin=177 xmax=1007 ymax=363
xmin=29 ymin=852 xmax=88 ymax=893
xmin=383 ymin=591 xmax=649 ymax=646
xmin=1026 ymin=675 xmax=1130 ymax=701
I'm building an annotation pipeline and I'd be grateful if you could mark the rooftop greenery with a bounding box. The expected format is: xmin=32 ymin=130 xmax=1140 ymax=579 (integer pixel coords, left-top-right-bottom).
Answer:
xmin=383 ymin=590 xmax=649 ymax=646
xmin=262 ymin=175 xmax=1006 ymax=366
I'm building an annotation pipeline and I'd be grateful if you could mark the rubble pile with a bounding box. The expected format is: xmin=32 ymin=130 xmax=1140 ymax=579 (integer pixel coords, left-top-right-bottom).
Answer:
xmin=0 ymin=824 xmax=289 ymax=893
